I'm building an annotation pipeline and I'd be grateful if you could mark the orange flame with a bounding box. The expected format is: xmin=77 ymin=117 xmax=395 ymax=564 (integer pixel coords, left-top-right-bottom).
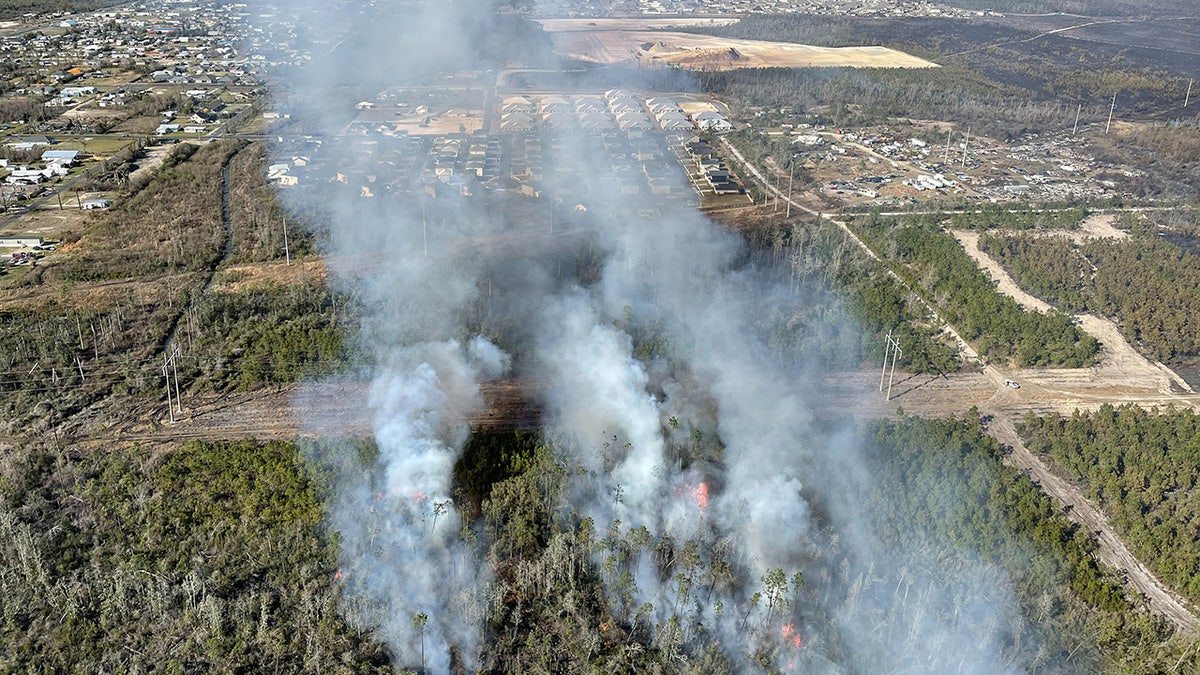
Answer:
xmin=689 ymin=482 xmax=709 ymax=513
xmin=333 ymin=569 xmax=345 ymax=583
xmin=782 ymin=623 xmax=803 ymax=649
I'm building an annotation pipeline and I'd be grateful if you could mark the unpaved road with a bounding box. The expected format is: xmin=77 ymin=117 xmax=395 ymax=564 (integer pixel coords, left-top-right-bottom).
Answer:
xmin=724 ymin=143 xmax=1200 ymax=631
xmin=986 ymin=414 xmax=1200 ymax=632
xmin=952 ymin=228 xmax=1192 ymax=396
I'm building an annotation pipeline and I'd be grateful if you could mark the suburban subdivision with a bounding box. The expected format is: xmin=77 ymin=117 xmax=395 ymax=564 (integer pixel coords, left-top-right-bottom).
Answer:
xmin=1 ymin=0 xmax=1199 ymax=672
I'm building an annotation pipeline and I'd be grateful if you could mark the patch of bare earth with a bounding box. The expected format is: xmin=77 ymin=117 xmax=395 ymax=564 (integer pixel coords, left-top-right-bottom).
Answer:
xmin=548 ymin=30 xmax=939 ymax=70
xmin=952 ymin=229 xmax=1191 ymax=404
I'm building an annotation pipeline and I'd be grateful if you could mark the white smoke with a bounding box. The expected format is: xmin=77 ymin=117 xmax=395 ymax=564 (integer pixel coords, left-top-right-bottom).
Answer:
xmin=261 ymin=0 xmax=1029 ymax=671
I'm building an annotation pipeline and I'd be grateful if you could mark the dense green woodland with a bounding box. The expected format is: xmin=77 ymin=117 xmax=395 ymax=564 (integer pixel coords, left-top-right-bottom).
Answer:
xmin=980 ymin=214 xmax=1200 ymax=362
xmin=1022 ymin=405 xmax=1200 ymax=608
xmin=849 ymin=213 xmax=1098 ymax=367
xmin=2 ymin=420 xmax=1195 ymax=671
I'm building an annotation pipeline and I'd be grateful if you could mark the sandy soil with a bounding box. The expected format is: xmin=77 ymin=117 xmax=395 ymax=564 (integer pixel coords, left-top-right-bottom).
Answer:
xmin=1077 ymin=213 xmax=1128 ymax=240
xmin=129 ymin=144 xmax=176 ymax=185
xmin=952 ymin=229 xmax=1190 ymax=397
xmin=550 ymin=30 xmax=939 ymax=70
xmin=211 ymin=259 xmax=328 ymax=293
xmin=537 ymin=18 xmax=740 ymax=32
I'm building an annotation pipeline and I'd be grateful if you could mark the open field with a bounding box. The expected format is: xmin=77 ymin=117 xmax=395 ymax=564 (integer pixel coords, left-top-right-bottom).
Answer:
xmin=549 ymin=30 xmax=939 ymax=70
xmin=537 ymin=18 xmax=740 ymax=32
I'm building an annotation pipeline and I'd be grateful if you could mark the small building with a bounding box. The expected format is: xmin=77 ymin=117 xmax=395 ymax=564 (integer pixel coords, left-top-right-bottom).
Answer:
xmin=41 ymin=149 xmax=80 ymax=165
xmin=0 ymin=236 xmax=44 ymax=248
xmin=82 ymin=199 xmax=111 ymax=210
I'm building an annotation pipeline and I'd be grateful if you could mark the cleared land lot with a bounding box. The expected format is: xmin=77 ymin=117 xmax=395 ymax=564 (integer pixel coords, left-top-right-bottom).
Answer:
xmin=548 ymin=30 xmax=939 ymax=70
xmin=537 ymin=18 xmax=739 ymax=32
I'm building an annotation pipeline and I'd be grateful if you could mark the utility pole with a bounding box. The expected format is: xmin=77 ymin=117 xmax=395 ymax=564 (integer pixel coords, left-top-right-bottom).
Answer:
xmin=282 ymin=216 xmax=291 ymax=265
xmin=879 ymin=331 xmax=903 ymax=401
xmin=1187 ymin=79 xmax=1194 ymax=107
xmin=785 ymin=162 xmax=794 ymax=219
xmin=943 ymin=128 xmax=952 ymax=163
xmin=422 ymin=200 xmax=428 ymax=257
xmin=1072 ymin=103 xmax=1081 ymax=135
xmin=162 ymin=345 xmax=182 ymax=422
xmin=163 ymin=358 xmax=175 ymax=424
xmin=960 ymin=126 xmax=970 ymax=167
xmin=879 ymin=330 xmax=891 ymax=393
xmin=1106 ymin=93 xmax=1117 ymax=134
xmin=171 ymin=345 xmax=181 ymax=414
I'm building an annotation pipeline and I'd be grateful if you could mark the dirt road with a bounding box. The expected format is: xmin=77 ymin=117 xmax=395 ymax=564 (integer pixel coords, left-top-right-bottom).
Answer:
xmin=720 ymin=143 xmax=1200 ymax=631
xmin=986 ymin=414 xmax=1200 ymax=633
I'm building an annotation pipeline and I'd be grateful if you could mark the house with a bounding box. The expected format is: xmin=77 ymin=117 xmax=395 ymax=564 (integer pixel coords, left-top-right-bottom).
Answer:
xmin=183 ymin=125 xmax=207 ymax=134
xmin=6 ymin=135 xmax=53 ymax=149
xmin=156 ymin=123 xmax=181 ymax=135
xmin=5 ymin=167 xmax=45 ymax=184
xmin=693 ymin=111 xmax=733 ymax=132
xmin=41 ymin=149 xmax=79 ymax=165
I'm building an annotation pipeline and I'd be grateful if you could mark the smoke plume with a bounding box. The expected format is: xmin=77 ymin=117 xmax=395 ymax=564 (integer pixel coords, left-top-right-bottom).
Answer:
xmin=261 ymin=0 xmax=1029 ymax=671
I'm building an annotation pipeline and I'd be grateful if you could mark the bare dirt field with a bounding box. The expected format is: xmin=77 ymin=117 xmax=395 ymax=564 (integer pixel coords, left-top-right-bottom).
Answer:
xmin=549 ymin=30 xmax=939 ymax=70
xmin=129 ymin=144 xmax=176 ymax=185
xmin=351 ymin=109 xmax=483 ymax=135
xmin=211 ymin=259 xmax=328 ymax=293
xmin=537 ymin=18 xmax=739 ymax=32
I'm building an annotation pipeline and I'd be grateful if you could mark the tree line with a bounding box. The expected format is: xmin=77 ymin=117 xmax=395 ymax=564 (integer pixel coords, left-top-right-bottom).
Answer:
xmin=1020 ymin=404 xmax=1200 ymax=608
xmin=850 ymin=213 xmax=1098 ymax=367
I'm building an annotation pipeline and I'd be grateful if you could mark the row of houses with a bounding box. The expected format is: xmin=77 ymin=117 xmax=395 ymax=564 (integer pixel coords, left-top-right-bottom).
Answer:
xmin=684 ymin=138 xmax=743 ymax=194
xmin=499 ymin=92 xmax=719 ymax=135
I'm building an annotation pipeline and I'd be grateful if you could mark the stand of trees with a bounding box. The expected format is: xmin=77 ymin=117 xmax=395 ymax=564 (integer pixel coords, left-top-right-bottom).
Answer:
xmin=2 ymin=420 xmax=1197 ymax=671
xmin=0 ymin=439 xmax=389 ymax=672
xmin=864 ymin=412 xmax=1195 ymax=672
xmin=978 ymin=232 xmax=1092 ymax=311
xmin=849 ymin=213 xmax=1097 ymax=367
xmin=749 ymin=214 xmax=960 ymax=374
xmin=1021 ymin=404 xmax=1200 ymax=608
xmin=980 ymin=223 xmax=1200 ymax=362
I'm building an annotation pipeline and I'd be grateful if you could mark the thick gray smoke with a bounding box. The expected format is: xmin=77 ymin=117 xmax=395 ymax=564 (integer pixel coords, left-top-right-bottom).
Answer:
xmin=261 ymin=0 xmax=1025 ymax=671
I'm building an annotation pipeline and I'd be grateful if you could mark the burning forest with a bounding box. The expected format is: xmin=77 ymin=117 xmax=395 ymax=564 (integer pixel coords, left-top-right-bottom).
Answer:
xmin=263 ymin=0 xmax=1034 ymax=672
